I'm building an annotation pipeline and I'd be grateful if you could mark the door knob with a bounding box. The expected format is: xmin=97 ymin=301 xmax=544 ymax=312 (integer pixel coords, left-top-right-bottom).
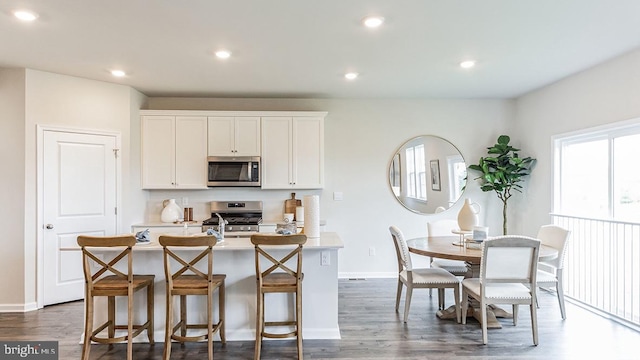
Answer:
xmin=45 ymin=224 xmax=54 ymax=229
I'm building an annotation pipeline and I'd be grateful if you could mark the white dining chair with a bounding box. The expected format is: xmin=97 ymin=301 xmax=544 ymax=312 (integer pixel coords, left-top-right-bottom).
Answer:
xmin=535 ymin=224 xmax=571 ymax=319
xmin=461 ymin=236 xmax=541 ymax=345
xmin=389 ymin=226 xmax=461 ymax=323
xmin=428 ymin=220 xmax=468 ymax=277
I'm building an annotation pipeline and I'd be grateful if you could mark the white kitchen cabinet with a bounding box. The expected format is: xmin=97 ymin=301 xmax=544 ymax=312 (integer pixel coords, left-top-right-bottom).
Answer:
xmin=141 ymin=115 xmax=208 ymax=189
xmin=207 ymin=116 xmax=261 ymax=156
xmin=261 ymin=116 xmax=324 ymax=189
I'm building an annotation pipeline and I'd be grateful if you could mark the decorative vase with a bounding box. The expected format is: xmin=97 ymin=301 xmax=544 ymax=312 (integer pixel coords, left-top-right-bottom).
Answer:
xmin=457 ymin=198 xmax=480 ymax=231
xmin=161 ymin=199 xmax=182 ymax=223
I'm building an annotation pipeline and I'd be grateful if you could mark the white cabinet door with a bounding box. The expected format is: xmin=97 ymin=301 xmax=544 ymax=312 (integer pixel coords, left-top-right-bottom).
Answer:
xmin=142 ymin=116 xmax=175 ymax=188
xmin=208 ymin=116 xmax=261 ymax=156
xmin=293 ymin=117 xmax=324 ymax=188
xmin=175 ymin=116 xmax=208 ymax=188
xmin=234 ymin=117 xmax=261 ymax=156
xmin=207 ymin=117 xmax=235 ymax=156
xmin=261 ymin=117 xmax=292 ymax=188
xmin=261 ymin=116 xmax=324 ymax=189
xmin=142 ymin=115 xmax=207 ymax=189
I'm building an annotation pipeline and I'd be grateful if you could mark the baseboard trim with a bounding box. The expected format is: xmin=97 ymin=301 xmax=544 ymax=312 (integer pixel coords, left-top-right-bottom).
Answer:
xmin=0 ymin=302 xmax=38 ymax=313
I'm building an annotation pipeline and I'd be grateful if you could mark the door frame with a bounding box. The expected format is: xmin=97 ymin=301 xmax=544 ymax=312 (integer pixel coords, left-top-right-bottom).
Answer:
xmin=36 ymin=125 xmax=122 ymax=309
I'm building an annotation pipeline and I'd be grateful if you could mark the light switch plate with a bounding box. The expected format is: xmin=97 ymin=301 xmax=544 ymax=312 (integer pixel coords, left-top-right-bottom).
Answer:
xmin=333 ymin=192 xmax=343 ymax=201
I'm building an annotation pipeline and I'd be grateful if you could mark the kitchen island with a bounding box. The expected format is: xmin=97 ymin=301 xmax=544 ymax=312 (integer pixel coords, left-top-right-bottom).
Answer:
xmin=88 ymin=232 xmax=343 ymax=342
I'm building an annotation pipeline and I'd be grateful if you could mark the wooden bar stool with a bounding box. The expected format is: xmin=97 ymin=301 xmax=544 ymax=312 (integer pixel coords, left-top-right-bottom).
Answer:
xmin=77 ymin=235 xmax=155 ymax=360
xmin=251 ymin=234 xmax=307 ymax=360
xmin=159 ymin=235 xmax=226 ymax=360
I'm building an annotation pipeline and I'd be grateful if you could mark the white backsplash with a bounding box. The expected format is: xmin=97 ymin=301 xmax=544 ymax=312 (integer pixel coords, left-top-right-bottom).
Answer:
xmin=143 ymin=188 xmax=323 ymax=224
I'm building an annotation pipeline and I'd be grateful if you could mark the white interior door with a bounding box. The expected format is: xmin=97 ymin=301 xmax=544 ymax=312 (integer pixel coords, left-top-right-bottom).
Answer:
xmin=43 ymin=130 xmax=118 ymax=305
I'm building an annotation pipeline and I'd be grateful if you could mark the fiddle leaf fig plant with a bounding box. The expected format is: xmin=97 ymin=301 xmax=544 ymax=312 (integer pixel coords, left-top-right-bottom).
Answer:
xmin=468 ymin=135 xmax=536 ymax=235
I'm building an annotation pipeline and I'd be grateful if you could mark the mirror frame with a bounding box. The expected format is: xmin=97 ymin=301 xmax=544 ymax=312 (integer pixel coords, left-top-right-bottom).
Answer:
xmin=389 ymin=135 xmax=467 ymax=215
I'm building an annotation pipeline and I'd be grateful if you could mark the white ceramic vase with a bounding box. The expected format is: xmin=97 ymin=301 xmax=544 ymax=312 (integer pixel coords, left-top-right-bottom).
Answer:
xmin=161 ymin=199 xmax=182 ymax=223
xmin=457 ymin=198 xmax=480 ymax=231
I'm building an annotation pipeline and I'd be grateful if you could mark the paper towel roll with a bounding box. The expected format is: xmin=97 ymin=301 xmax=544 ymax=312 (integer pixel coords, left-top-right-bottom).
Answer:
xmin=296 ymin=206 xmax=305 ymax=223
xmin=303 ymin=195 xmax=320 ymax=238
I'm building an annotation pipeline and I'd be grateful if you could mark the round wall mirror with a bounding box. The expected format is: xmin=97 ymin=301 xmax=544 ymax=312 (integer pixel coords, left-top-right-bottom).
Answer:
xmin=389 ymin=135 xmax=467 ymax=214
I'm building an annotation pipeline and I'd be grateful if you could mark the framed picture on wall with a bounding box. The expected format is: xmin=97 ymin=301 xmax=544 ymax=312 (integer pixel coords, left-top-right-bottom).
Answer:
xmin=430 ymin=159 xmax=441 ymax=191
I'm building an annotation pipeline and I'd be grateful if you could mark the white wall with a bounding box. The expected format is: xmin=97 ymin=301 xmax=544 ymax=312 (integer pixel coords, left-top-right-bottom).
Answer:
xmin=0 ymin=69 xmax=147 ymax=309
xmin=0 ymin=68 xmax=27 ymax=309
xmin=514 ymin=48 xmax=640 ymax=236
xmin=145 ymin=97 xmax=514 ymax=277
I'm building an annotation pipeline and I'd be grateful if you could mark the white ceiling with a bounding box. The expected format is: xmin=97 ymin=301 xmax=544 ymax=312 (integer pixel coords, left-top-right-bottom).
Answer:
xmin=2 ymin=0 xmax=640 ymax=99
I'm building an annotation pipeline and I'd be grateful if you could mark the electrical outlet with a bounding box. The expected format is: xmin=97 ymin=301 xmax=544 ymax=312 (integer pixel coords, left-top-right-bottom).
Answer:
xmin=369 ymin=247 xmax=376 ymax=256
xmin=321 ymin=251 xmax=330 ymax=266
xmin=181 ymin=197 xmax=189 ymax=206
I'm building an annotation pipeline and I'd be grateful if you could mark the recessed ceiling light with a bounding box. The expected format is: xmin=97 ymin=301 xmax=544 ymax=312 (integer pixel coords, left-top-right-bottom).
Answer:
xmin=363 ymin=16 xmax=384 ymax=28
xmin=215 ymin=50 xmax=231 ymax=59
xmin=13 ymin=10 xmax=38 ymax=22
xmin=460 ymin=60 xmax=476 ymax=69
xmin=345 ymin=72 xmax=359 ymax=80
xmin=111 ymin=70 xmax=126 ymax=77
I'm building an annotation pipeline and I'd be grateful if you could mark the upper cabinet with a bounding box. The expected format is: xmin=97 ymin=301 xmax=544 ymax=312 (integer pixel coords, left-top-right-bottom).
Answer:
xmin=261 ymin=116 xmax=325 ymax=189
xmin=207 ymin=116 xmax=261 ymax=156
xmin=140 ymin=110 xmax=326 ymax=190
xmin=141 ymin=115 xmax=208 ymax=189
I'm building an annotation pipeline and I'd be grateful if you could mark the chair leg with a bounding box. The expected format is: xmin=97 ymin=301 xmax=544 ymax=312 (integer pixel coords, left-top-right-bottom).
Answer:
xmin=207 ymin=290 xmax=213 ymax=360
xmin=557 ymin=278 xmax=567 ymax=320
xmin=127 ymin=289 xmax=133 ymax=360
xmin=461 ymin=287 xmax=468 ymax=325
xmin=163 ymin=292 xmax=173 ymax=360
xmin=81 ymin=293 xmax=94 ymax=360
xmin=108 ymin=296 xmax=115 ymax=340
xmin=255 ymin=291 xmax=263 ymax=360
xmin=512 ymin=305 xmax=518 ymax=326
xmin=481 ymin=298 xmax=488 ymax=345
xmin=219 ymin=281 xmax=226 ymax=344
xmin=180 ymin=295 xmax=187 ymax=340
xmin=453 ymin=286 xmax=461 ymax=324
xmin=531 ymin=301 xmax=539 ymax=346
xmin=395 ymin=280 xmax=403 ymax=312
xmin=437 ymin=288 xmax=445 ymax=310
xmin=148 ymin=282 xmax=154 ymax=343
xmin=403 ymin=286 xmax=413 ymax=323
xmin=296 ymin=287 xmax=303 ymax=360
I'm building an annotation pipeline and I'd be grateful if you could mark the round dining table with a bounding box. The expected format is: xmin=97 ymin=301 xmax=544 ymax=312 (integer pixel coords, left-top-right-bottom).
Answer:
xmin=406 ymin=236 xmax=558 ymax=329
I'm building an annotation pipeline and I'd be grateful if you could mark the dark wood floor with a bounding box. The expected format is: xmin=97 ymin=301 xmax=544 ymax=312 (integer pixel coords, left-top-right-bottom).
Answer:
xmin=1 ymin=278 xmax=639 ymax=359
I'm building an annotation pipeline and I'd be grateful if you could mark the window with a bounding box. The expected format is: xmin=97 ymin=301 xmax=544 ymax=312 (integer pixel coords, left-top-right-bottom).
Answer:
xmin=554 ymin=121 xmax=640 ymax=222
xmin=447 ymin=155 xmax=467 ymax=206
xmin=405 ymin=144 xmax=426 ymax=200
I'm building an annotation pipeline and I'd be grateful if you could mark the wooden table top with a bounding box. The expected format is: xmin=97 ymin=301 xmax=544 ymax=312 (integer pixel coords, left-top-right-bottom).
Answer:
xmin=406 ymin=236 xmax=558 ymax=264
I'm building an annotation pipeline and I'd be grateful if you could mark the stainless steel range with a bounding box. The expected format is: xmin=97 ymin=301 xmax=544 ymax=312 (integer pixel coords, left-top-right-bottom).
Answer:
xmin=201 ymin=201 xmax=263 ymax=234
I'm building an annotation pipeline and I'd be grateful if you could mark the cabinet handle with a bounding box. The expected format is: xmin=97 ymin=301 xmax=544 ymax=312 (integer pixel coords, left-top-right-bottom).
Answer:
xmin=45 ymin=224 xmax=54 ymax=229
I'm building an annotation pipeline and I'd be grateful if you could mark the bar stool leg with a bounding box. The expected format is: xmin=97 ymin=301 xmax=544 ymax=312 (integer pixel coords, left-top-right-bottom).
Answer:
xmin=255 ymin=291 xmax=263 ymax=360
xmin=127 ymin=288 xmax=134 ymax=360
xmin=207 ymin=290 xmax=213 ymax=360
xmin=296 ymin=288 xmax=303 ymax=360
xmin=180 ymin=295 xmax=187 ymax=340
xmin=108 ymin=296 xmax=115 ymax=340
xmin=81 ymin=292 xmax=94 ymax=360
xmin=163 ymin=292 xmax=173 ymax=360
xmin=219 ymin=280 xmax=226 ymax=344
xmin=147 ymin=282 xmax=155 ymax=343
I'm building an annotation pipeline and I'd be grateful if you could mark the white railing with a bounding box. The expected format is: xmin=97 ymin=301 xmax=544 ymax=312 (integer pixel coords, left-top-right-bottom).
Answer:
xmin=551 ymin=213 xmax=640 ymax=329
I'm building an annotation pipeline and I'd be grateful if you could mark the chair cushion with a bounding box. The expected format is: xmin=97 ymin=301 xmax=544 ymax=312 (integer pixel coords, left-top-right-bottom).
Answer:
xmin=431 ymin=259 xmax=468 ymax=274
xmin=401 ymin=268 xmax=459 ymax=285
xmin=536 ymin=270 xmax=558 ymax=286
xmin=462 ymin=278 xmax=532 ymax=300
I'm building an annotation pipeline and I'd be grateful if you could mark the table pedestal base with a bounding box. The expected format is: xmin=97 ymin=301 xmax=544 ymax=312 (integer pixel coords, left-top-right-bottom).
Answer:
xmin=436 ymin=303 xmax=511 ymax=329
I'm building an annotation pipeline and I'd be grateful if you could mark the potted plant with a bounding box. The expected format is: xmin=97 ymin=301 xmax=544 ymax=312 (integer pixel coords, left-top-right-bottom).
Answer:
xmin=468 ymin=135 xmax=536 ymax=235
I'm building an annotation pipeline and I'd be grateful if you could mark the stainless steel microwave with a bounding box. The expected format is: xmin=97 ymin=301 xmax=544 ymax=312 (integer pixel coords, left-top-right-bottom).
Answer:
xmin=207 ymin=156 xmax=261 ymax=187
